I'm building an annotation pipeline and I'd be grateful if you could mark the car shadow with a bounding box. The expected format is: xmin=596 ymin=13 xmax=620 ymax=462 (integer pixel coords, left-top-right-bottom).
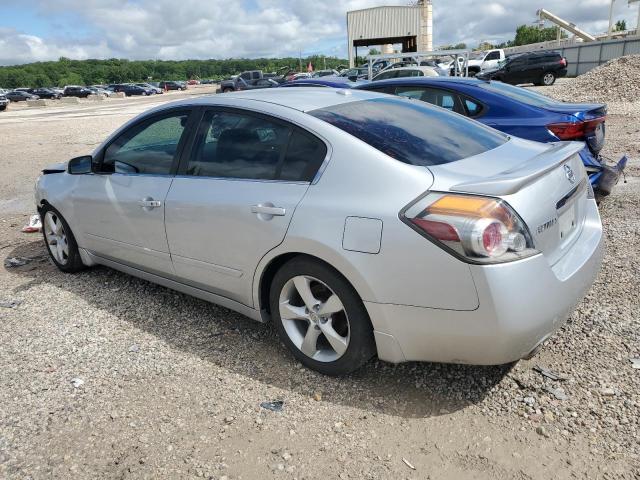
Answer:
xmin=4 ymin=239 xmax=512 ymax=419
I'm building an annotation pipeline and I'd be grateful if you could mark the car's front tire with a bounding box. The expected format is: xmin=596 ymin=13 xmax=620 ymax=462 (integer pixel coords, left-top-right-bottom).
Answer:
xmin=41 ymin=205 xmax=86 ymax=273
xmin=269 ymin=257 xmax=376 ymax=376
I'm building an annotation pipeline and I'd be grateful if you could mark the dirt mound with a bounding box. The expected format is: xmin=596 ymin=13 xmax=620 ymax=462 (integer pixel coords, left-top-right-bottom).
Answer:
xmin=551 ymin=54 xmax=640 ymax=103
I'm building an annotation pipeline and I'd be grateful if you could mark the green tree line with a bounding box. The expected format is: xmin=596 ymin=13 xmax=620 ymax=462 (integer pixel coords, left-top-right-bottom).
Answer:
xmin=0 ymin=56 xmax=348 ymax=89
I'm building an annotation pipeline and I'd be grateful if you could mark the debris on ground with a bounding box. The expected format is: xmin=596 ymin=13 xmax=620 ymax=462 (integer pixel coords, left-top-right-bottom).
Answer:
xmin=533 ymin=365 xmax=567 ymax=381
xmin=0 ymin=299 xmax=22 ymax=308
xmin=260 ymin=400 xmax=284 ymax=412
xmin=4 ymin=257 xmax=31 ymax=268
xmin=630 ymin=358 xmax=640 ymax=369
xmin=544 ymin=386 xmax=568 ymax=401
xmin=551 ymin=54 xmax=640 ymax=102
xmin=70 ymin=378 xmax=84 ymax=388
xmin=21 ymin=215 xmax=42 ymax=233
xmin=402 ymin=457 xmax=416 ymax=470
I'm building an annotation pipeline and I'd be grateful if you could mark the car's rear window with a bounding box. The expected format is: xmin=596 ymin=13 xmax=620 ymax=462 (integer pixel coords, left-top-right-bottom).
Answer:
xmin=478 ymin=81 xmax=560 ymax=107
xmin=309 ymin=97 xmax=507 ymax=166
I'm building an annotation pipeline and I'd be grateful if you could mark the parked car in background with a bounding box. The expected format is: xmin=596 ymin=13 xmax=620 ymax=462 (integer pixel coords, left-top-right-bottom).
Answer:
xmin=87 ymin=86 xmax=114 ymax=97
xmin=159 ymin=81 xmax=187 ymax=91
xmin=235 ymin=77 xmax=281 ymax=91
xmin=288 ymin=72 xmax=312 ymax=81
xmin=311 ymin=69 xmax=339 ymax=78
xmin=0 ymin=94 xmax=9 ymax=111
xmin=116 ymin=84 xmax=154 ymax=96
xmin=338 ymin=66 xmax=369 ymax=81
xmin=63 ymin=86 xmax=93 ymax=98
xmin=220 ymin=70 xmax=289 ymax=92
xmin=372 ymin=66 xmax=439 ymax=81
xmin=26 ymin=88 xmax=62 ymax=99
xmin=280 ymin=77 xmax=364 ymax=89
xmin=135 ymin=83 xmax=163 ymax=94
xmin=187 ymin=79 xmax=200 ymax=85
xmin=465 ymin=49 xmax=506 ymax=76
xmin=6 ymin=90 xmax=39 ymax=102
xmin=357 ymin=77 xmax=626 ymax=196
xmin=477 ymin=51 xmax=568 ymax=86
xmin=36 ymin=88 xmax=603 ymax=376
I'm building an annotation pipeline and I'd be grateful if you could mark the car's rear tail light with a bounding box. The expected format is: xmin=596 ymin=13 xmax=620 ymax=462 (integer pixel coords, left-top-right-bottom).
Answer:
xmin=559 ymin=57 xmax=567 ymax=67
xmin=402 ymin=193 xmax=537 ymax=264
xmin=547 ymin=117 xmax=605 ymax=140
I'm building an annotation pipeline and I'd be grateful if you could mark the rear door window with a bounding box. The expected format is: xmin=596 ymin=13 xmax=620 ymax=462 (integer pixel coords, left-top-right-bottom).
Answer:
xmin=393 ymin=86 xmax=465 ymax=115
xmin=184 ymin=110 xmax=327 ymax=182
xmin=309 ymin=97 xmax=506 ymax=166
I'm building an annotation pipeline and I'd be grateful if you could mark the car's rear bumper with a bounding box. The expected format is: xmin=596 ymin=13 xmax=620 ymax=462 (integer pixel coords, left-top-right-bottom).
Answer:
xmin=366 ymin=199 xmax=603 ymax=365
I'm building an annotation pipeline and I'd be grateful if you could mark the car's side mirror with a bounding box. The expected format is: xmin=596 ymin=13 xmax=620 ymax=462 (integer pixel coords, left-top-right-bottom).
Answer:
xmin=67 ymin=155 xmax=93 ymax=175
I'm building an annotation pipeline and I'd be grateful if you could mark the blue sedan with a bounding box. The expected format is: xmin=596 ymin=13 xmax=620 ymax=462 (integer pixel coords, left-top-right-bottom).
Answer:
xmin=356 ymin=77 xmax=626 ymax=196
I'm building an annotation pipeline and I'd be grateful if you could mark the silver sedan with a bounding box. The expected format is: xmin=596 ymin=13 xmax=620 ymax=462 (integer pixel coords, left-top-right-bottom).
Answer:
xmin=35 ymin=88 xmax=603 ymax=375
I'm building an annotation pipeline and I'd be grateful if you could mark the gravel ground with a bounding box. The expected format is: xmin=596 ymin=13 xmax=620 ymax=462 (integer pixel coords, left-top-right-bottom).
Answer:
xmin=0 ymin=80 xmax=638 ymax=479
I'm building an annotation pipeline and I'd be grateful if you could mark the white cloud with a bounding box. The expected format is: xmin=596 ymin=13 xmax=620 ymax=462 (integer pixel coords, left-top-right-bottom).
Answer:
xmin=0 ymin=0 xmax=638 ymax=65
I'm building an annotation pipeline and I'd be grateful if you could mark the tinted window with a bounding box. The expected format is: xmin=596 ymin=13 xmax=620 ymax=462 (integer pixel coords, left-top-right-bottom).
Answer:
xmin=478 ymin=81 xmax=560 ymax=107
xmin=394 ymin=86 xmax=464 ymax=114
xmin=464 ymin=98 xmax=483 ymax=117
xmin=310 ymin=97 xmax=506 ymax=166
xmin=280 ymin=130 xmax=327 ymax=181
xmin=373 ymin=70 xmax=397 ymax=81
xmin=186 ymin=110 xmax=290 ymax=180
xmin=102 ymin=112 xmax=189 ymax=174
xmin=486 ymin=51 xmax=501 ymax=60
xmin=396 ymin=69 xmax=422 ymax=78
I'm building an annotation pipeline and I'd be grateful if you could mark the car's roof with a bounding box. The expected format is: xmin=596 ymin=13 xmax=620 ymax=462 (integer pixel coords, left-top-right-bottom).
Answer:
xmin=171 ymin=87 xmax=387 ymax=113
xmin=359 ymin=76 xmax=488 ymax=88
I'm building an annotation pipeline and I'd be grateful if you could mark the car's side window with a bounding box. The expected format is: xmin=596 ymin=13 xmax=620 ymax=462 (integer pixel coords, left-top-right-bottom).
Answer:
xmin=485 ymin=51 xmax=501 ymax=61
xmin=186 ymin=110 xmax=290 ymax=180
xmin=394 ymin=86 xmax=464 ymax=115
xmin=185 ymin=110 xmax=327 ymax=182
xmin=464 ymin=98 xmax=483 ymax=117
xmin=279 ymin=129 xmax=327 ymax=182
xmin=101 ymin=111 xmax=189 ymax=175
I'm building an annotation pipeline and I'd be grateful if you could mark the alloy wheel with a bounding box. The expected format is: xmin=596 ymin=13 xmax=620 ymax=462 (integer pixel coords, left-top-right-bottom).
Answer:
xmin=278 ymin=275 xmax=350 ymax=362
xmin=543 ymin=73 xmax=555 ymax=85
xmin=43 ymin=211 xmax=69 ymax=265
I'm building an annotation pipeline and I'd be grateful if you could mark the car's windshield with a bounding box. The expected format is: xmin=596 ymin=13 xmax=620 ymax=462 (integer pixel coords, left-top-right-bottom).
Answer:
xmin=309 ymin=97 xmax=507 ymax=166
xmin=478 ymin=81 xmax=561 ymax=107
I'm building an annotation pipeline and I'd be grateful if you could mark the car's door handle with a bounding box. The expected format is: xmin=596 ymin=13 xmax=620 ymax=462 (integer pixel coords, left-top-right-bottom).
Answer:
xmin=251 ymin=204 xmax=286 ymax=216
xmin=139 ymin=198 xmax=162 ymax=209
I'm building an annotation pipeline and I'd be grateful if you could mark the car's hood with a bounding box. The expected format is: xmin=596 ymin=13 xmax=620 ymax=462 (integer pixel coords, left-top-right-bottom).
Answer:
xmin=42 ymin=161 xmax=68 ymax=173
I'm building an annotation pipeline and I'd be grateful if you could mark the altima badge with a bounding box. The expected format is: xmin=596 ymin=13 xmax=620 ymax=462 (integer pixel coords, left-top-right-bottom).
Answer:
xmin=563 ymin=164 xmax=576 ymax=184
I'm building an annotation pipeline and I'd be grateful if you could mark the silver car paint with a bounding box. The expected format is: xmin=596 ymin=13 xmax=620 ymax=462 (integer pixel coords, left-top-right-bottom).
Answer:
xmin=35 ymin=88 xmax=603 ymax=365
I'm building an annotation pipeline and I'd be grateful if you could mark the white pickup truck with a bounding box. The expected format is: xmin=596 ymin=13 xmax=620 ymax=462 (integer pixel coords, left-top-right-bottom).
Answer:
xmin=439 ymin=49 xmax=506 ymax=77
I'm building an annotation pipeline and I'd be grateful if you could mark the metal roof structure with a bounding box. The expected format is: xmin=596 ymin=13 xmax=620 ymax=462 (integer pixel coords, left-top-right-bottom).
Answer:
xmin=347 ymin=3 xmax=433 ymax=67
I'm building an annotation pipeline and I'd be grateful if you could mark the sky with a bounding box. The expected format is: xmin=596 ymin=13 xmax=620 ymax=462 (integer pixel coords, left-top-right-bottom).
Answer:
xmin=0 ymin=0 xmax=637 ymax=66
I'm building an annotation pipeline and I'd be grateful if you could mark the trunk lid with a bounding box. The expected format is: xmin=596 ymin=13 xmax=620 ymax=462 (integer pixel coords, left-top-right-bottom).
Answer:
xmin=544 ymin=103 xmax=607 ymax=154
xmin=428 ymin=138 xmax=590 ymax=266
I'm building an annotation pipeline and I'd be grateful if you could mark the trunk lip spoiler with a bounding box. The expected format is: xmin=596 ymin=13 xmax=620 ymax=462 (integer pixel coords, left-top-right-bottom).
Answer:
xmin=450 ymin=141 xmax=585 ymax=197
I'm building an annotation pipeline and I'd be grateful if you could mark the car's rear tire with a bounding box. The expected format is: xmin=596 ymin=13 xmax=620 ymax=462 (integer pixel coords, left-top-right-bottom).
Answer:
xmin=269 ymin=257 xmax=376 ymax=376
xmin=41 ymin=205 xmax=86 ymax=273
xmin=542 ymin=72 xmax=556 ymax=86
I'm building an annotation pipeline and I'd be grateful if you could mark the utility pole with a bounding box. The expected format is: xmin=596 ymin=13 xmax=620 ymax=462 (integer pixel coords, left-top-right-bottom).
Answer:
xmin=630 ymin=0 xmax=640 ymax=34
xmin=607 ymin=0 xmax=615 ymax=38
xmin=298 ymin=51 xmax=302 ymax=72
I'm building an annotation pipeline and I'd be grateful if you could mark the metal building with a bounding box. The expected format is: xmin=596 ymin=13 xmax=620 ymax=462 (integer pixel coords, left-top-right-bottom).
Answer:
xmin=347 ymin=2 xmax=433 ymax=67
